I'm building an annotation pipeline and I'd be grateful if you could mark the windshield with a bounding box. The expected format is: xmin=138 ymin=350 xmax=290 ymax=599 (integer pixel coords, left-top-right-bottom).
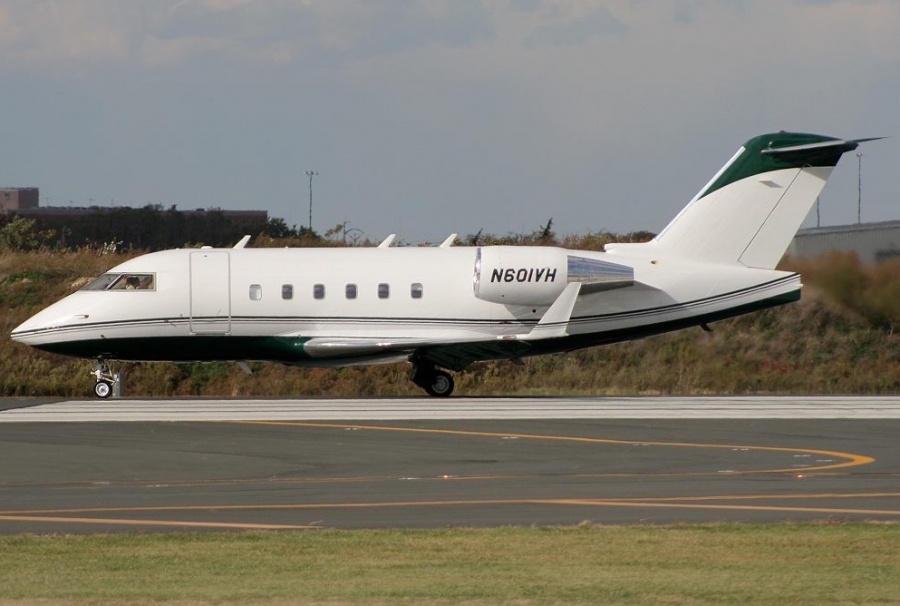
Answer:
xmin=82 ymin=273 xmax=155 ymax=291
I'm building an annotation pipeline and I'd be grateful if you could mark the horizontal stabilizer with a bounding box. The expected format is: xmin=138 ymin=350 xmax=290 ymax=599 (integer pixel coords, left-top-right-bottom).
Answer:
xmin=760 ymin=137 xmax=882 ymax=156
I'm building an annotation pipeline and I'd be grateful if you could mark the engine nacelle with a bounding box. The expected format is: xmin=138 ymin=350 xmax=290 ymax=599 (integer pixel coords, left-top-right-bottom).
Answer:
xmin=473 ymin=247 xmax=568 ymax=305
xmin=474 ymin=246 xmax=636 ymax=306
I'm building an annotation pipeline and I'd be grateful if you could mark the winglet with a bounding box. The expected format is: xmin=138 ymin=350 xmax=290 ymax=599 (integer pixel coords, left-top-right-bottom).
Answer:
xmin=439 ymin=233 xmax=458 ymax=248
xmin=233 ymin=235 xmax=251 ymax=249
xmin=378 ymin=234 xmax=397 ymax=248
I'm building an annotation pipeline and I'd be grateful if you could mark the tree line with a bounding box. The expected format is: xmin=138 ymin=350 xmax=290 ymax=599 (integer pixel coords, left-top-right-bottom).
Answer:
xmin=0 ymin=206 xmax=309 ymax=252
xmin=1 ymin=207 xmax=655 ymax=253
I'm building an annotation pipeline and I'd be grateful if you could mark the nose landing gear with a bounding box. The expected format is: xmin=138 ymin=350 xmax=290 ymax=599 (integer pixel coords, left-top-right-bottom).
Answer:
xmin=91 ymin=359 xmax=119 ymax=399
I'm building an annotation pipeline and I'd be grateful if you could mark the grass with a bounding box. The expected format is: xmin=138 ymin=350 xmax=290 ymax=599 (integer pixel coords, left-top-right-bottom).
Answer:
xmin=0 ymin=524 xmax=898 ymax=605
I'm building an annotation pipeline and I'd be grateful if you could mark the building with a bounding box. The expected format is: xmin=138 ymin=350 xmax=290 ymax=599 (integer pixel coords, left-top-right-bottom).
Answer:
xmin=2 ymin=195 xmax=268 ymax=249
xmin=787 ymin=220 xmax=900 ymax=265
xmin=0 ymin=187 xmax=39 ymax=213
xmin=14 ymin=205 xmax=268 ymax=226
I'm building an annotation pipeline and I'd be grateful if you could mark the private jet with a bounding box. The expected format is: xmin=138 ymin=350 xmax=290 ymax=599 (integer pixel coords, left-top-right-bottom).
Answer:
xmin=11 ymin=132 xmax=873 ymax=397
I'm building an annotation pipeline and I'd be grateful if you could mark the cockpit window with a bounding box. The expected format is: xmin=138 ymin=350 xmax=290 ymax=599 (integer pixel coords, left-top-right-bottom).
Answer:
xmin=82 ymin=273 xmax=155 ymax=291
xmin=82 ymin=273 xmax=121 ymax=291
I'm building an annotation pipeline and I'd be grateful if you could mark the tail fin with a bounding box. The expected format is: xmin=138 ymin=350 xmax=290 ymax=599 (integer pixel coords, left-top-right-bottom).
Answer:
xmin=651 ymin=132 xmax=868 ymax=269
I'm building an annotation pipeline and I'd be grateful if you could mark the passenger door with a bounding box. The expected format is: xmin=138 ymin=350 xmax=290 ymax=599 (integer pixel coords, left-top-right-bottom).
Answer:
xmin=189 ymin=251 xmax=231 ymax=334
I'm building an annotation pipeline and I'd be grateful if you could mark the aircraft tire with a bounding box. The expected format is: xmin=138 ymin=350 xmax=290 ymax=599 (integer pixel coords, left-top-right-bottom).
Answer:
xmin=94 ymin=380 xmax=113 ymax=399
xmin=425 ymin=370 xmax=454 ymax=397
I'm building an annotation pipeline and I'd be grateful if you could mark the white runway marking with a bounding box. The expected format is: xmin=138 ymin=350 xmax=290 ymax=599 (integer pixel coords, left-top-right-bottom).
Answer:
xmin=2 ymin=396 xmax=900 ymax=422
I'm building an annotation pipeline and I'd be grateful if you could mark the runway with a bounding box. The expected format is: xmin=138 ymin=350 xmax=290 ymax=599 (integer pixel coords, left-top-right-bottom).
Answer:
xmin=1 ymin=396 xmax=898 ymax=533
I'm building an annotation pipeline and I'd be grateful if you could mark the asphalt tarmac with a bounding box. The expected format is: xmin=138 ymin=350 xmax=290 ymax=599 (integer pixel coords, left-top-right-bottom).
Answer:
xmin=1 ymin=397 xmax=898 ymax=533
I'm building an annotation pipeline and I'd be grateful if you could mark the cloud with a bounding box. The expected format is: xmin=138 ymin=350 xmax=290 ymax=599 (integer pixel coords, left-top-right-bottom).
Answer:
xmin=0 ymin=1 xmax=133 ymax=71
xmin=313 ymin=1 xmax=494 ymax=59
xmin=524 ymin=6 xmax=627 ymax=48
xmin=0 ymin=1 xmax=496 ymax=72
xmin=3 ymin=1 xmax=899 ymax=73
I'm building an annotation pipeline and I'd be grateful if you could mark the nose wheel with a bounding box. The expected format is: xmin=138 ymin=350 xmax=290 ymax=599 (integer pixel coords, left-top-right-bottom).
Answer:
xmin=93 ymin=380 xmax=113 ymax=398
xmin=91 ymin=359 xmax=118 ymax=399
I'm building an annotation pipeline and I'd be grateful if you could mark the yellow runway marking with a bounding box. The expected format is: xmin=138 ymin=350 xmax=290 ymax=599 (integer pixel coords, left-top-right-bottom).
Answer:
xmin=233 ymin=420 xmax=876 ymax=474
xmin=1 ymin=492 xmax=898 ymax=529
xmin=547 ymin=499 xmax=900 ymax=517
xmin=5 ymin=468 xmax=895 ymax=491
xmin=0 ymin=421 xmax=887 ymax=530
xmin=4 ymin=492 xmax=899 ymax=518
xmin=0 ymin=421 xmax=876 ymax=491
xmin=0 ymin=514 xmax=318 ymax=530
xmin=611 ymin=492 xmax=900 ymax=502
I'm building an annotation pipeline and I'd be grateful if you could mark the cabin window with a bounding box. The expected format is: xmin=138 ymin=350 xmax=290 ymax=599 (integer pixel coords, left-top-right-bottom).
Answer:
xmin=313 ymin=284 xmax=325 ymax=299
xmin=282 ymin=284 xmax=293 ymax=300
xmin=249 ymin=284 xmax=262 ymax=300
xmin=378 ymin=283 xmax=390 ymax=299
xmin=346 ymin=283 xmax=358 ymax=299
xmin=83 ymin=273 xmax=155 ymax=291
xmin=411 ymin=283 xmax=423 ymax=299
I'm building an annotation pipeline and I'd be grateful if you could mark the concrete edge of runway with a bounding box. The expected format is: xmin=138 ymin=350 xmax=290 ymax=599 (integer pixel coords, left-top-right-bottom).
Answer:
xmin=2 ymin=395 xmax=900 ymax=421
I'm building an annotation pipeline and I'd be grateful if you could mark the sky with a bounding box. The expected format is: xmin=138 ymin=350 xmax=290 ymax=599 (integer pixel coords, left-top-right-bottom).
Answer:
xmin=1 ymin=0 xmax=899 ymax=244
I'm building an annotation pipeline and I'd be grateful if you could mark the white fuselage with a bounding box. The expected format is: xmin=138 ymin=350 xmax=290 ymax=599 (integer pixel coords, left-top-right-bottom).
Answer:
xmin=11 ymin=244 xmax=799 ymax=367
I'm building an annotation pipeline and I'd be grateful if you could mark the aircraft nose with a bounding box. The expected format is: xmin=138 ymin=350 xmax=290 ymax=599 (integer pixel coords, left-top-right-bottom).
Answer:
xmin=10 ymin=325 xmax=24 ymax=341
xmin=10 ymin=300 xmax=90 ymax=345
xmin=11 ymin=315 xmax=49 ymax=344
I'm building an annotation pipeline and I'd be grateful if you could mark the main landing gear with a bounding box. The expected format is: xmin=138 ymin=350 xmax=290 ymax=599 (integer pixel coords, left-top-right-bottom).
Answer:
xmin=91 ymin=359 xmax=119 ymax=399
xmin=410 ymin=361 xmax=455 ymax=397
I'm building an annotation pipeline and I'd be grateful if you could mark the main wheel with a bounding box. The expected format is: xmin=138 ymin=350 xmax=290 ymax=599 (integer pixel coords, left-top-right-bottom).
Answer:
xmin=93 ymin=380 xmax=112 ymax=399
xmin=424 ymin=370 xmax=454 ymax=397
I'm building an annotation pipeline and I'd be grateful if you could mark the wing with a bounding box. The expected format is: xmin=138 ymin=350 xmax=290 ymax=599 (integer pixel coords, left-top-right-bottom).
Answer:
xmin=297 ymin=283 xmax=585 ymax=370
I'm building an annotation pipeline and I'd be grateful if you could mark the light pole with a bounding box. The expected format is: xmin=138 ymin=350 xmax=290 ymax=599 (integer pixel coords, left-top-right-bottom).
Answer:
xmin=305 ymin=170 xmax=318 ymax=232
xmin=856 ymin=153 xmax=863 ymax=224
